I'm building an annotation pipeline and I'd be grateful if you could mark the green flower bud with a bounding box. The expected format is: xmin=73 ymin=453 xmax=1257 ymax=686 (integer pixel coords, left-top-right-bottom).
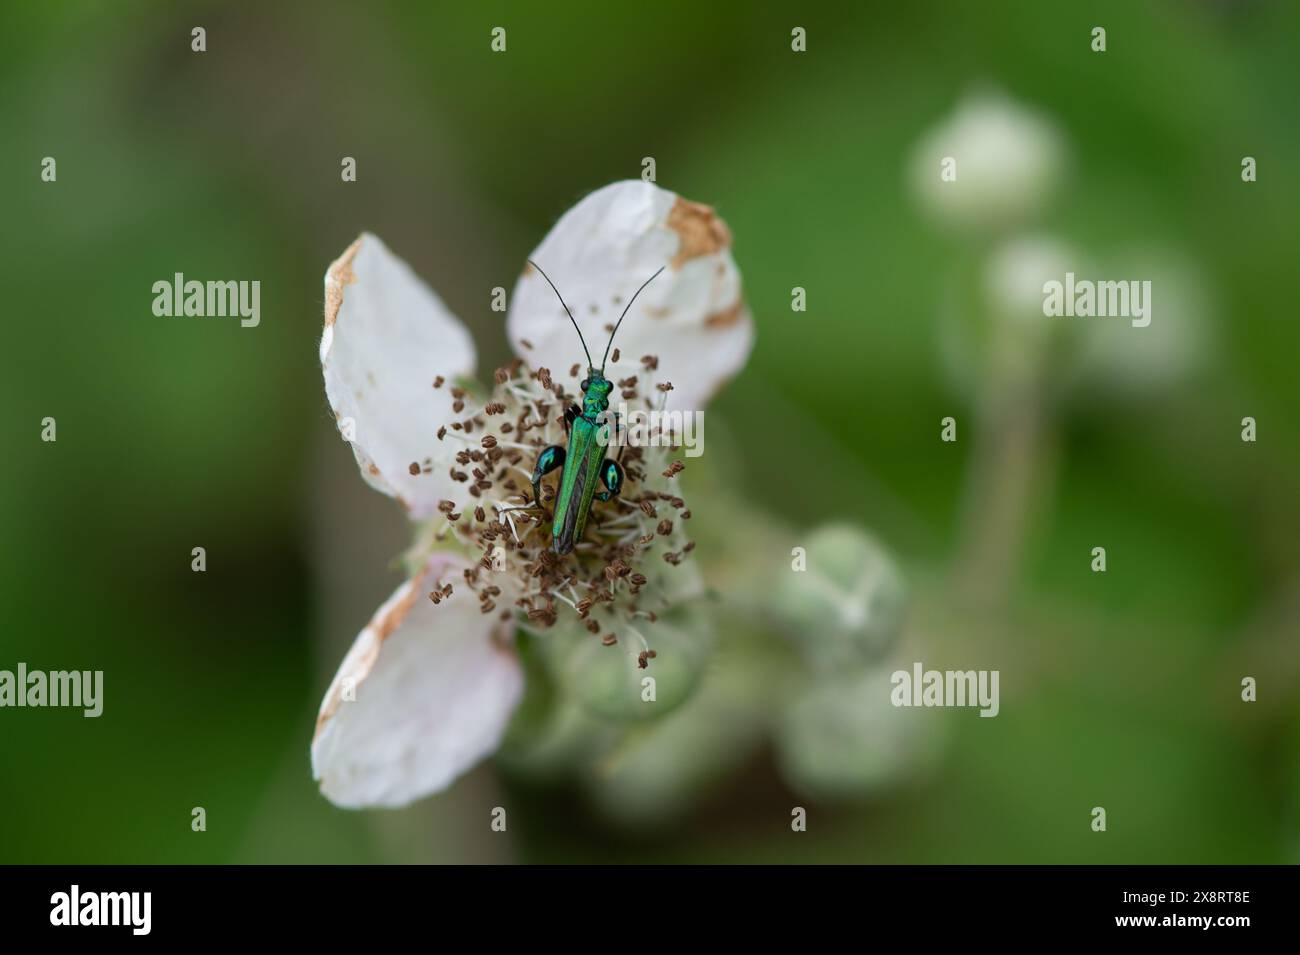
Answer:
xmin=774 ymin=523 xmax=906 ymax=671
xmin=496 ymin=699 xmax=616 ymax=783
xmin=909 ymin=87 xmax=1066 ymax=235
xmin=775 ymin=666 xmax=940 ymax=801
xmin=1066 ymin=247 xmax=1209 ymax=400
xmin=542 ymin=609 xmax=714 ymax=722
xmin=583 ymin=646 xmax=769 ymax=826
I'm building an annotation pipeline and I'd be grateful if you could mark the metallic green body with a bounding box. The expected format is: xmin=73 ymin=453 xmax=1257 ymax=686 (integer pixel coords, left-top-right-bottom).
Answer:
xmin=520 ymin=258 xmax=659 ymax=557
xmin=551 ymin=377 xmax=613 ymax=555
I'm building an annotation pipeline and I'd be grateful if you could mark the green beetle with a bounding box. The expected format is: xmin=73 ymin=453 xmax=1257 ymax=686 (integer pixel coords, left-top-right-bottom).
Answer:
xmin=523 ymin=260 xmax=664 ymax=555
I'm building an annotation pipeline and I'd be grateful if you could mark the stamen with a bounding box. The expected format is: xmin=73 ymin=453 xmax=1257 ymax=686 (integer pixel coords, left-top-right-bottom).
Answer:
xmin=418 ymin=360 xmax=695 ymax=660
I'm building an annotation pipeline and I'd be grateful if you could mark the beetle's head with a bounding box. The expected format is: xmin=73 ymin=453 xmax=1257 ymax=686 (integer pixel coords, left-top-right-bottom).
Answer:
xmin=580 ymin=371 xmax=614 ymax=415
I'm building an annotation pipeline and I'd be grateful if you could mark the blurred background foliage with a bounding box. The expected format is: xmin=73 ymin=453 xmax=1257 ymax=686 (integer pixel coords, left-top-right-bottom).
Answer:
xmin=2 ymin=0 xmax=1298 ymax=863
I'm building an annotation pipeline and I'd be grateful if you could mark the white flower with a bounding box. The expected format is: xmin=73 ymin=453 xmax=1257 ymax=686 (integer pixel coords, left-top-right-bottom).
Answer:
xmin=312 ymin=181 xmax=752 ymax=809
xmin=909 ymin=87 xmax=1066 ymax=233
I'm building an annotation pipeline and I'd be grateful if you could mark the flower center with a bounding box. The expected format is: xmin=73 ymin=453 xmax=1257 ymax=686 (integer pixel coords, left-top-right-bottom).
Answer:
xmin=412 ymin=359 xmax=695 ymax=665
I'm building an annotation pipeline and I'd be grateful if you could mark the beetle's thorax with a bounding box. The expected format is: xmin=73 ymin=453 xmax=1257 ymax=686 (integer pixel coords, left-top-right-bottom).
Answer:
xmin=580 ymin=372 xmax=613 ymax=417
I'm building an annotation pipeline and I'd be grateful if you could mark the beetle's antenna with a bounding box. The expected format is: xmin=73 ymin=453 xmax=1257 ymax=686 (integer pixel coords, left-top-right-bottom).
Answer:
xmin=601 ymin=266 xmax=665 ymax=372
xmin=527 ymin=259 xmax=593 ymax=369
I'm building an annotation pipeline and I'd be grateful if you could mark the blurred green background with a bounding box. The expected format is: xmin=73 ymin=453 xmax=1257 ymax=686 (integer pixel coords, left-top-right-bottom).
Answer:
xmin=3 ymin=0 xmax=1299 ymax=863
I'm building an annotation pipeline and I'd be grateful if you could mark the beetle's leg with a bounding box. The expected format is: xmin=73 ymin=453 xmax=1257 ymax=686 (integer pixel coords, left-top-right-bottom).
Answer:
xmin=609 ymin=411 xmax=627 ymax=463
xmin=593 ymin=457 xmax=625 ymax=503
xmin=530 ymin=445 xmax=566 ymax=509
xmin=563 ymin=404 xmax=581 ymax=437
xmin=497 ymin=444 xmax=566 ymax=515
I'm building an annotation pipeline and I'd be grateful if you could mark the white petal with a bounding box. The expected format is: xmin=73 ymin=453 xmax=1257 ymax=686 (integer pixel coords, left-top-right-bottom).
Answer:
xmin=321 ymin=234 xmax=477 ymax=519
xmin=311 ymin=555 xmax=524 ymax=808
xmin=507 ymin=180 xmax=752 ymax=411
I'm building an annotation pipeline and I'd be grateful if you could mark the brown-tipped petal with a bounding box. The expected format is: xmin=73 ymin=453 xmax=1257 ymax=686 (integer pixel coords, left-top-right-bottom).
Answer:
xmin=311 ymin=554 xmax=522 ymax=808
xmin=506 ymin=181 xmax=752 ymax=411
xmin=321 ymin=234 xmax=477 ymax=519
